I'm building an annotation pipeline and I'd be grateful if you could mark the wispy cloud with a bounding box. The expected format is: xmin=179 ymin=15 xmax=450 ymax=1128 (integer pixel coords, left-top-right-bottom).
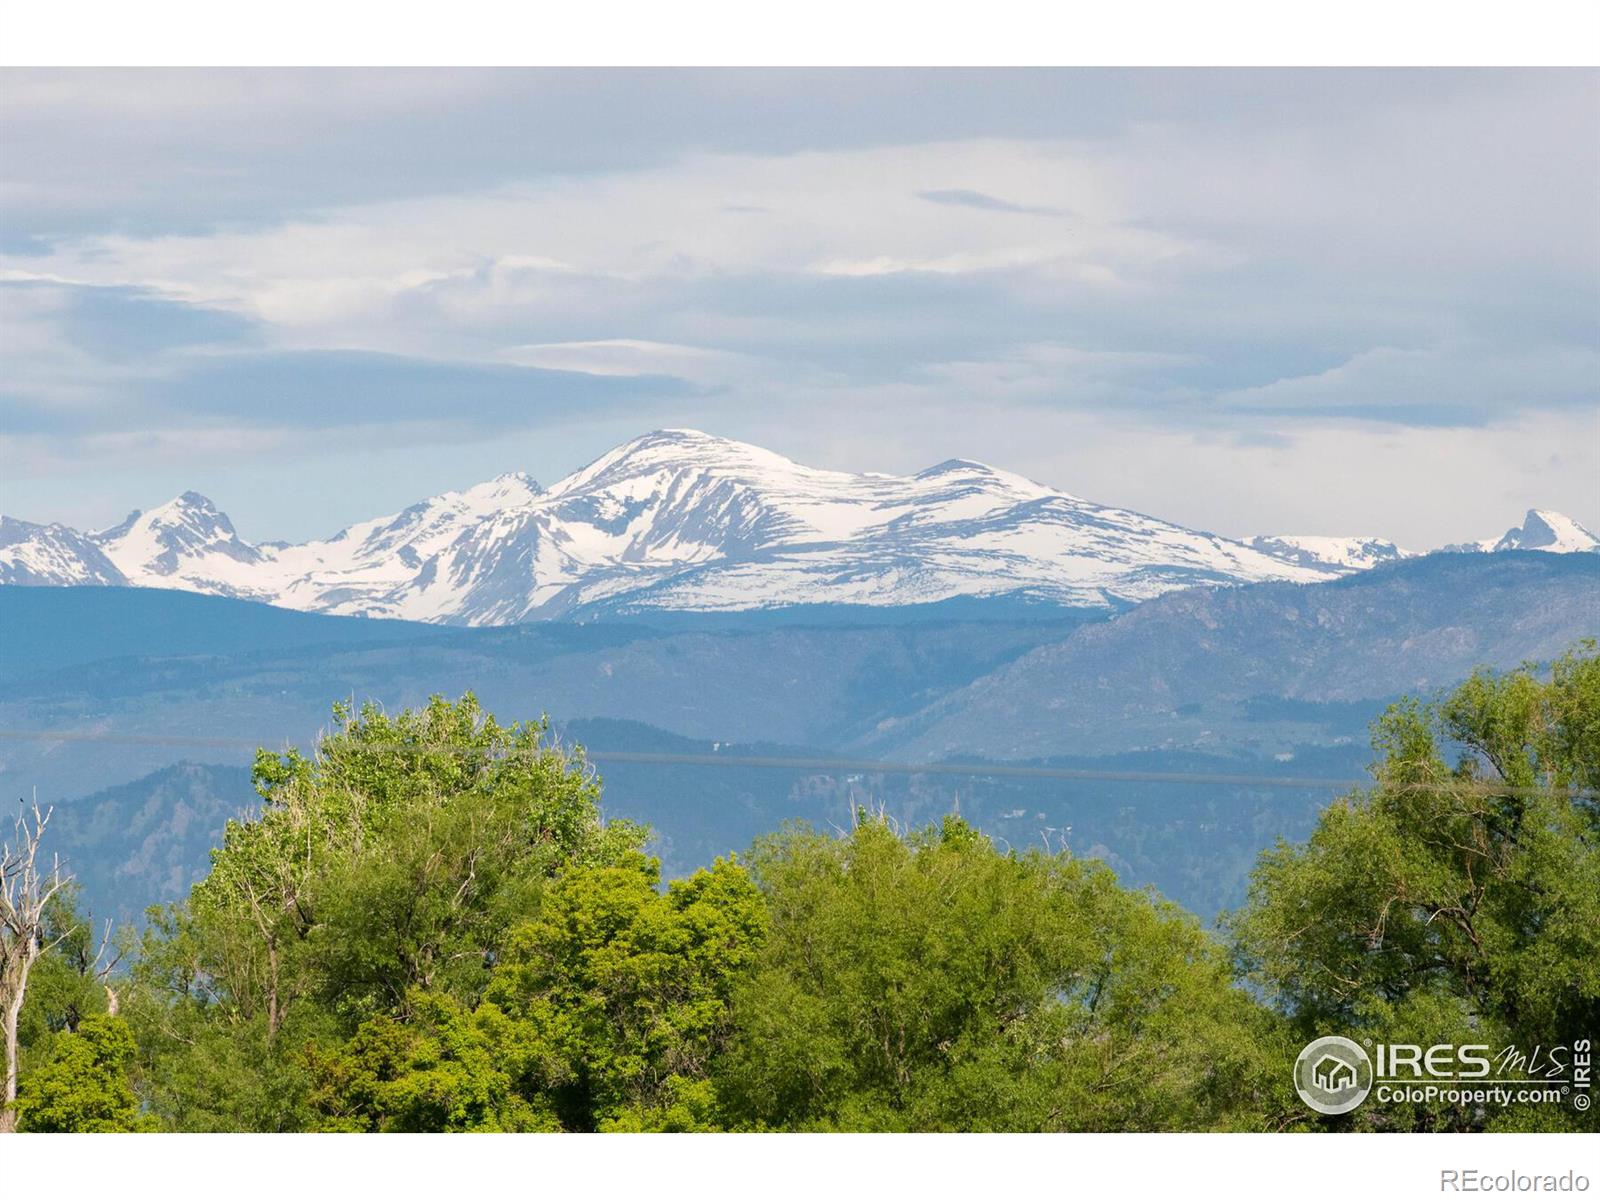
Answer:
xmin=0 ymin=69 xmax=1595 ymax=545
xmin=917 ymin=188 xmax=1065 ymax=217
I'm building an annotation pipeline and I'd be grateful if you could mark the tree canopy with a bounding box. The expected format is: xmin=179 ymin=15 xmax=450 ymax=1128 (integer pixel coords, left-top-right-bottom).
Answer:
xmin=123 ymin=694 xmax=640 ymax=1130
xmin=7 ymin=645 xmax=1595 ymax=1134
xmin=716 ymin=814 xmax=1294 ymax=1131
xmin=1229 ymin=643 xmax=1600 ymax=1131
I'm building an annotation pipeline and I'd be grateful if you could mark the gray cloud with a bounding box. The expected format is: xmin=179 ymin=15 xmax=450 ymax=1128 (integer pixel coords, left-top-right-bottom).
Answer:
xmin=917 ymin=189 xmax=1065 ymax=217
xmin=1 ymin=68 xmax=1595 ymax=545
xmin=3 ymin=347 xmax=695 ymax=438
xmin=2 ymin=69 xmax=1572 ymax=241
xmin=0 ymin=279 xmax=260 ymax=360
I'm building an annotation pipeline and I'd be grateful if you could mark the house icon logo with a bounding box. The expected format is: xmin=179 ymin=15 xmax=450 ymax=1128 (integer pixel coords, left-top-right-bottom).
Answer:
xmin=1313 ymin=1054 xmax=1357 ymax=1092
xmin=1294 ymin=1036 xmax=1373 ymax=1115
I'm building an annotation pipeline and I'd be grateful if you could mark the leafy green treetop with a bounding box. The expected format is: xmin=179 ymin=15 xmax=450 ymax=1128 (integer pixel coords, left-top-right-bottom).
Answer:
xmin=127 ymin=694 xmax=637 ymax=1131
xmin=716 ymin=814 xmax=1292 ymax=1131
xmin=1230 ymin=643 xmax=1600 ymax=1131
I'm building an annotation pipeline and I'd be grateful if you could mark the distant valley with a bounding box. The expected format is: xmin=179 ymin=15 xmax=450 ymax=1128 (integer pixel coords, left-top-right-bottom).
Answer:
xmin=3 ymin=550 xmax=1594 ymax=923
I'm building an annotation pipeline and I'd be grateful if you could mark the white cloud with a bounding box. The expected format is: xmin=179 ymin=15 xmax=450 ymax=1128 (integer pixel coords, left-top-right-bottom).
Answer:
xmin=1217 ymin=344 xmax=1600 ymax=422
xmin=2 ymin=71 xmax=1595 ymax=544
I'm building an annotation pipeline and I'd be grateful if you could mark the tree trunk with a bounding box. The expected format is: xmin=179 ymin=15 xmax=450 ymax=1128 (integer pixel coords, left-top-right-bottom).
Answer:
xmin=1 ymin=800 xmax=64 ymax=1134
xmin=0 ymin=953 xmax=32 ymax=1134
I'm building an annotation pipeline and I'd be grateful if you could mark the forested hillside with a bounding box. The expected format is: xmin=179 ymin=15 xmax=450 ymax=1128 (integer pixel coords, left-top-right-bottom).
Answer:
xmin=874 ymin=551 xmax=1600 ymax=760
xmin=8 ymin=552 xmax=1595 ymax=928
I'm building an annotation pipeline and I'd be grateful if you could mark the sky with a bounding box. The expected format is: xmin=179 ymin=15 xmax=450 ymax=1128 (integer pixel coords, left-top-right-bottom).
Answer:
xmin=1 ymin=68 xmax=1597 ymax=548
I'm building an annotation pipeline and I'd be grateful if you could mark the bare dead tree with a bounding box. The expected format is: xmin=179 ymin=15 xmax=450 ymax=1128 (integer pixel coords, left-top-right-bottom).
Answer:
xmin=94 ymin=920 xmax=124 ymax=1017
xmin=0 ymin=798 xmax=70 ymax=1134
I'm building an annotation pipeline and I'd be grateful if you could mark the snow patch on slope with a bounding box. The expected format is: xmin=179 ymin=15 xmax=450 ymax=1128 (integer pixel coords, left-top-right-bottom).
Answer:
xmin=1246 ymin=534 xmax=1413 ymax=573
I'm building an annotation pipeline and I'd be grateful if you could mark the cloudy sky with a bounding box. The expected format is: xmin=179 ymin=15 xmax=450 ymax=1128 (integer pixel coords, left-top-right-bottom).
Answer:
xmin=2 ymin=68 xmax=1596 ymax=547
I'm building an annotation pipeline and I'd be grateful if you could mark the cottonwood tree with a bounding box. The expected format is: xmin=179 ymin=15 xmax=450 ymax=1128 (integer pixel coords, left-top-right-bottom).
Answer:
xmin=1 ymin=799 xmax=69 ymax=1133
xmin=127 ymin=693 xmax=641 ymax=1131
xmin=1230 ymin=642 xmax=1600 ymax=1131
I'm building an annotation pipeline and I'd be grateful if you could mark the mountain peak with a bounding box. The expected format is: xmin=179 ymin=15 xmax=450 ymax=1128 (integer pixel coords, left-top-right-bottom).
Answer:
xmin=611 ymin=427 xmax=726 ymax=452
xmin=93 ymin=492 xmax=227 ymax=539
xmin=0 ymin=515 xmax=129 ymax=587
xmin=918 ymin=457 xmax=993 ymax=476
xmin=452 ymin=470 xmax=545 ymax=512
xmin=553 ymin=428 xmax=813 ymax=497
xmin=616 ymin=427 xmax=766 ymax=460
xmin=1492 ymin=509 xmax=1599 ymax=554
xmin=146 ymin=491 xmax=234 ymax=536
xmin=91 ymin=490 xmax=263 ymax=584
xmin=1439 ymin=509 xmax=1600 ymax=555
xmin=492 ymin=470 xmax=540 ymax=487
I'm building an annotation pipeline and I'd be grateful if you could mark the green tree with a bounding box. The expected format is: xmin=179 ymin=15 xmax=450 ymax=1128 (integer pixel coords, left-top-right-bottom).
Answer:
xmin=1229 ymin=643 xmax=1600 ymax=1131
xmin=16 ymin=886 xmax=114 ymax=1052
xmin=6 ymin=858 xmax=127 ymax=1135
xmin=305 ymin=851 xmax=766 ymax=1132
xmin=485 ymin=850 xmax=766 ymax=1131
xmin=127 ymin=694 xmax=636 ymax=1131
xmin=716 ymin=815 xmax=1290 ymax=1131
xmin=15 ymin=1014 xmax=151 ymax=1132
xmin=303 ymin=992 xmax=557 ymax=1132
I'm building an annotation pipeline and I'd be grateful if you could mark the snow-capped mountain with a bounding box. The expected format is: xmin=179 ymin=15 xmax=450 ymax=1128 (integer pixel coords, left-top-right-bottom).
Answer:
xmin=1245 ymin=534 xmax=1413 ymax=574
xmin=4 ymin=432 xmax=1593 ymax=625
xmin=93 ymin=491 xmax=271 ymax=591
xmin=1441 ymin=509 xmax=1600 ymax=555
xmin=1 ymin=430 xmax=1332 ymax=623
xmin=0 ymin=517 xmax=127 ymax=587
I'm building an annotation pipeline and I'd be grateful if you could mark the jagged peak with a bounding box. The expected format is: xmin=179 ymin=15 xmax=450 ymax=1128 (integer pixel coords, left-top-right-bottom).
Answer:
xmin=1246 ymin=533 xmax=1412 ymax=573
xmin=916 ymin=457 xmax=995 ymax=476
xmin=92 ymin=508 xmax=144 ymax=540
xmin=452 ymin=470 xmax=544 ymax=508
xmin=1250 ymin=533 xmax=1409 ymax=551
xmin=1493 ymin=508 xmax=1599 ymax=553
xmin=0 ymin=514 xmax=78 ymax=533
xmin=95 ymin=491 xmax=227 ymax=531
xmin=1524 ymin=508 xmax=1594 ymax=534
xmin=144 ymin=491 xmax=232 ymax=530
xmin=492 ymin=469 xmax=541 ymax=488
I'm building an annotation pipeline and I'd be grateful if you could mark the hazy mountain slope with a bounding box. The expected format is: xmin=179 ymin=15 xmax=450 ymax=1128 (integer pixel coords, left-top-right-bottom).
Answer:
xmin=12 ymin=555 xmax=1592 ymax=924
xmin=505 ymin=719 xmax=1367 ymax=919
xmin=871 ymin=552 xmax=1600 ymax=762
xmin=38 ymin=729 xmax=1362 ymax=924
xmin=44 ymin=762 xmax=259 ymax=926
xmin=0 ymin=585 xmax=444 ymax=683
xmin=0 ymin=598 xmax=1081 ymax=804
xmin=6 ymin=554 xmax=1590 ymax=807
